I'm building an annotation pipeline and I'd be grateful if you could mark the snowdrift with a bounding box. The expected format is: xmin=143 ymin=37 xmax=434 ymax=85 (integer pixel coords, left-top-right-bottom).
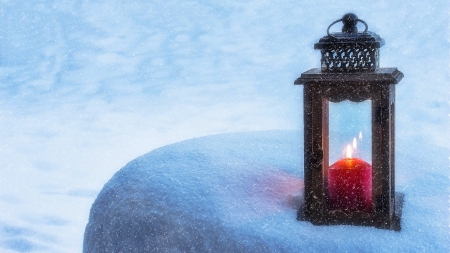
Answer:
xmin=84 ymin=131 xmax=448 ymax=252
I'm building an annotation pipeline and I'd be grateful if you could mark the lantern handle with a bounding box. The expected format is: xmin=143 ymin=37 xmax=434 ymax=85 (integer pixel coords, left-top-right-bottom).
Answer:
xmin=326 ymin=17 xmax=368 ymax=38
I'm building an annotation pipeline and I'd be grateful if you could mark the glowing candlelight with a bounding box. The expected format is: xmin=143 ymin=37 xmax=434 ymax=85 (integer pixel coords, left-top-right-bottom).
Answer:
xmin=346 ymin=144 xmax=352 ymax=158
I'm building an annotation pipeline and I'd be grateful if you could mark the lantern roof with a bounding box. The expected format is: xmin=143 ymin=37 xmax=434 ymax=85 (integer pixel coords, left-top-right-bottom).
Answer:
xmin=314 ymin=13 xmax=385 ymax=49
xmin=294 ymin=67 xmax=403 ymax=85
xmin=314 ymin=32 xmax=385 ymax=49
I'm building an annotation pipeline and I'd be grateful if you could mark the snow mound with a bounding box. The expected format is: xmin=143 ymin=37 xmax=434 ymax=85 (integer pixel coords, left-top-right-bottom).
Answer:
xmin=84 ymin=131 xmax=449 ymax=252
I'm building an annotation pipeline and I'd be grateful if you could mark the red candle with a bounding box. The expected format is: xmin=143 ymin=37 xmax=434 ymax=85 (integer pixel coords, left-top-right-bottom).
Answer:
xmin=328 ymin=152 xmax=372 ymax=213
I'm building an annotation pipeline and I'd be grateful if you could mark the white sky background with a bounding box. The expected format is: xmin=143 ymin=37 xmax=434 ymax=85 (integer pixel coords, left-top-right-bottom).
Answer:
xmin=0 ymin=0 xmax=449 ymax=252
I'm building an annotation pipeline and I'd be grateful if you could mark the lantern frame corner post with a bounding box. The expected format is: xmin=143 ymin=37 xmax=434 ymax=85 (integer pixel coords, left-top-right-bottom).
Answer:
xmin=372 ymin=81 xmax=401 ymax=230
xmin=302 ymin=83 xmax=313 ymax=221
xmin=301 ymin=82 xmax=330 ymax=224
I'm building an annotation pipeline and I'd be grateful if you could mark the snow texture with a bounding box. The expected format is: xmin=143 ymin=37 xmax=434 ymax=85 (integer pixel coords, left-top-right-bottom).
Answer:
xmin=0 ymin=0 xmax=449 ymax=252
xmin=84 ymin=131 xmax=449 ymax=252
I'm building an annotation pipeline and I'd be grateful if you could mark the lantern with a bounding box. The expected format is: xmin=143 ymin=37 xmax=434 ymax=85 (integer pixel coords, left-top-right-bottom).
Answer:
xmin=295 ymin=13 xmax=404 ymax=231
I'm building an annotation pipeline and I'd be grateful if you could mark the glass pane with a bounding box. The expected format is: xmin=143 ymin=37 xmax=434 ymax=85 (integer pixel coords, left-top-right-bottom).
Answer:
xmin=327 ymin=100 xmax=372 ymax=213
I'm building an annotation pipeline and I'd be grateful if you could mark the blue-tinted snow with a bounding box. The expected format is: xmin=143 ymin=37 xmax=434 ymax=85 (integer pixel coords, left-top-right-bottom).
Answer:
xmin=0 ymin=0 xmax=449 ymax=252
xmin=84 ymin=131 xmax=449 ymax=252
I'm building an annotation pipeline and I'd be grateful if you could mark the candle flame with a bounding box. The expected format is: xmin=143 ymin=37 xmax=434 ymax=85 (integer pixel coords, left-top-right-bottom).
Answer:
xmin=359 ymin=131 xmax=363 ymax=141
xmin=353 ymin=137 xmax=357 ymax=150
xmin=346 ymin=144 xmax=352 ymax=159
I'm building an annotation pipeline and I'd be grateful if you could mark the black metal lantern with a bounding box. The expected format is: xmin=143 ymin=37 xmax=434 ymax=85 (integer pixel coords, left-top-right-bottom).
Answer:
xmin=295 ymin=13 xmax=404 ymax=231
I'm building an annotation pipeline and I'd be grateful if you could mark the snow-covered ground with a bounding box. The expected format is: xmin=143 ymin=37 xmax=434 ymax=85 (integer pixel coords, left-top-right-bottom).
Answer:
xmin=0 ymin=0 xmax=449 ymax=252
xmin=84 ymin=131 xmax=449 ymax=252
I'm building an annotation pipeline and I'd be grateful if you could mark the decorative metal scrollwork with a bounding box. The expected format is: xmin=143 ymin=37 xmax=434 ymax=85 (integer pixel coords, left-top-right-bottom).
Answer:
xmin=321 ymin=44 xmax=379 ymax=72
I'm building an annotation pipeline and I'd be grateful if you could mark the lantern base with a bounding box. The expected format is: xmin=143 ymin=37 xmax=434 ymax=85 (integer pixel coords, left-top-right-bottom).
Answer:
xmin=297 ymin=192 xmax=404 ymax=231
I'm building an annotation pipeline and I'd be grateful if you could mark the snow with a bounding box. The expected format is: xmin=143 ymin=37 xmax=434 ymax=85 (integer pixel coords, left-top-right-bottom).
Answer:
xmin=84 ymin=131 xmax=449 ymax=252
xmin=0 ymin=0 xmax=449 ymax=252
